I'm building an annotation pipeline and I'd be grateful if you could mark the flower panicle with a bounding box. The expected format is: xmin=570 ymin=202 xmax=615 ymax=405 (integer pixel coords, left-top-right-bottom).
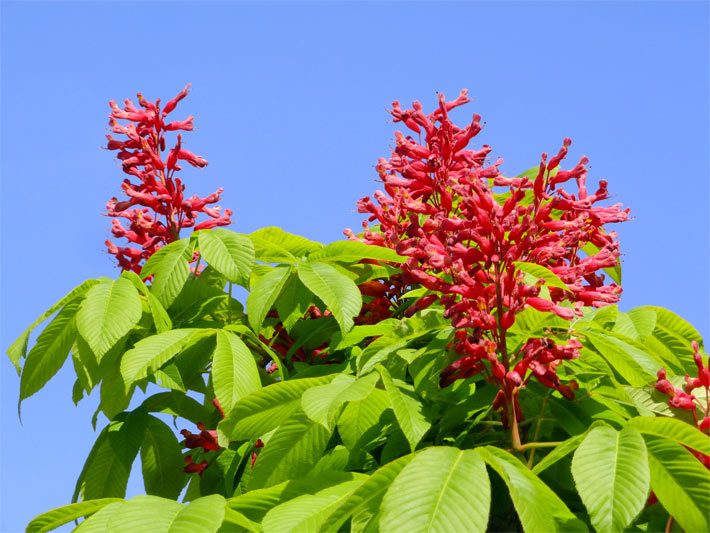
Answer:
xmin=348 ymin=90 xmax=629 ymax=423
xmin=105 ymin=85 xmax=232 ymax=273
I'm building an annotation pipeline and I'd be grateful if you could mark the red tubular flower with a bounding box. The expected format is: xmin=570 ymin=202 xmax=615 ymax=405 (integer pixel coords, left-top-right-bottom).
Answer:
xmin=183 ymin=455 xmax=208 ymax=476
xmin=655 ymin=343 xmax=710 ymax=470
xmin=105 ymin=85 xmax=232 ymax=272
xmin=180 ymin=421 xmax=221 ymax=452
xmin=349 ymin=90 xmax=629 ymax=424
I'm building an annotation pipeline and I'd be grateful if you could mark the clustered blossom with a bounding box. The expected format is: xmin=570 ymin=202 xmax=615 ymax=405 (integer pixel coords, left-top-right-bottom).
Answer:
xmin=349 ymin=90 xmax=629 ymax=425
xmin=105 ymin=85 xmax=232 ymax=272
xmin=655 ymin=341 xmax=710 ymax=468
xmin=180 ymin=398 xmax=224 ymax=476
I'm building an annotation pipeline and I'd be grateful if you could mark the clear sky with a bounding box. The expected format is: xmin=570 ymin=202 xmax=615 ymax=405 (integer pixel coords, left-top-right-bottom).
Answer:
xmin=1 ymin=1 xmax=708 ymax=530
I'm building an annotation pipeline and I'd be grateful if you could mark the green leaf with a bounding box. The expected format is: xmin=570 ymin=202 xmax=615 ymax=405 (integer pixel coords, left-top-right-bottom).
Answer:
xmin=250 ymin=226 xmax=324 ymax=263
xmin=141 ymin=237 xmax=194 ymax=308
xmin=612 ymin=308 xmax=656 ymax=341
xmin=532 ymin=434 xmax=586 ymax=475
xmin=120 ymin=329 xmax=207 ymax=387
xmin=301 ymin=373 xmax=379 ymax=430
xmin=197 ymin=229 xmax=255 ymax=285
xmin=249 ymin=409 xmax=332 ymax=489
xmin=140 ymin=415 xmax=185 ymax=500
xmin=26 ymin=498 xmax=123 ymax=533
xmin=169 ymin=494 xmax=226 ymax=533
xmin=73 ymin=502 xmax=125 ymax=533
xmin=478 ymin=446 xmax=585 ymax=532
xmin=104 ymin=495 xmax=183 ymax=532
xmin=297 ymin=261 xmax=362 ymax=335
xmin=626 ymin=416 xmax=710 ymax=455
xmin=337 ymin=388 xmax=391 ymax=450
xmin=582 ymin=329 xmax=658 ymax=386
xmin=275 ymin=273 xmax=313 ymax=333
xmin=220 ymin=376 xmax=333 ymax=441
xmin=20 ymin=301 xmax=80 ymax=402
xmin=212 ymin=330 xmax=262 ymax=414
xmin=246 ymin=265 xmax=292 ymax=333
xmin=514 ymin=261 xmax=569 ymax=290
xmin=120 ymin=270 xmax=173 ymax=334
xmin=141 ymin=392 xmax=212 ymax=424
xmin=228 ymin=471 xmax=359 ymax=524
xmin=321 ymin=455 xmax=414 ymax=532
xmin=649 ymin=306 xmax=703 ymax=342
xmin=262 ymin=478 xmax=365 ymax=533
xmin=76 ymin=278 xmax=142 ymax=359
xmin=222 ymin=507 xmax=261 ymax=532
xmin=571 ymin=426 xmax=649 ymax=532
xmin=75 ymin=412 xmax=146 ymax=501
xmin=307 ymin=241 xmax=404 ymax=264
xmin=644 ymin=435 xmax=710 ymax=533
xmin=379 ymin=366 xmax=430 ymax=452
xmin=379 ymin=447 xmax=490 ymax=533
xmin=99 ymin=359 xmax=133 ymax=420
xmin=7 ymin=278 xmax=102 ymax=371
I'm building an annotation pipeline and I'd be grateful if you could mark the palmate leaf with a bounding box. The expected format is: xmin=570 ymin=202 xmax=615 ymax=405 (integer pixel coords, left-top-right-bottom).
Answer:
xmin=249 ymin=409 xmax=332 ymax=489
xmin=26 ymin=498 xmax=123 ymax=533
xmin=74 ymin=412 xmax=146 ymax=502
xmin=478 ymin=446 xmax=586 ymax=532
xmin=228 ymin=471 xmax=361 ymax=524
xmin=321 ymin=455 xmax=414 ymax=532
xmin=275 ymin=273 xmax=313 ymax=333
xmin=306 ymin=240 xmax=405 ymax=264
xmin=262 ymin=478 xmax=366 ymax=533
xmin=104 ymin=495 xmax=183 ymax=532
xmin=7 ymin=278 xmax=103 ymax=371
xmin=140 ymin=415 xmax=185 ymax=500
xmin=301 ymin=373 xmax=379 ymax=430
xmin=74 ymin=502 xmax=125 ymax=533
xmin=140 ymin=391 xmax=212 ymax=424
xmin=141 ymin=237 xmax=194 ymax=308
xmin=514 ymin=261 xmax=569 ymax=290
xmin=197 ymin=229 xmax=255 ymax=285
xmin=212 ymin=330 xmax=262 ymax=414
xmin=249 ymin=226 xmax=324 ymax=263
xmin=219 ymin=376 xmax=333 ymax=442
xmin=612 ymin=308 xmax=656 ymax=341
xmin=644 ymin=435 xmax=710 ymax=533
xmin=337 ymin=388 xmax=391 ymax=451
xmin=581 ymin=328 xmax=657 ymax=386
xmin=246 ymin=265 xmax=292 ymax=333
xmin=625 ymin=416 xmax=710 ymax=455
xmin=571 ymin=426 xmax=650 ymax=532
xmin=379 ymin=447 xmax=490 ymax=533
xmin=121 ymin=270 xmax=173 ymax=333
xmin=120 ymin=329 xmax=209 ymax=387
xmin=167 ymin=494 xmax=226 ymax=533
xmin=19 ymin=301 xmax=80 ymax=403
xmin=71 ymin=495 xmax=232 ymax=533
xmin=379 ymin=366 xmax=430 ymax=452
xmin=297 ymin=261 xmax=362 ymax=335
xmin=76 ymin=277 xmax=143 ymax=359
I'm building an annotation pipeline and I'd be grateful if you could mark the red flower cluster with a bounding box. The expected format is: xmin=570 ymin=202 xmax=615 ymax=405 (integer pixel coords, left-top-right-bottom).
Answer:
xmin=656 ymin=341 xmax=710 ymax=468
xmin=180 ymin=399 xmax=224 ymax=476
xmin=349 ymin=90 xmax=628 ymax=425
xmin=105 ymin=85 xmax=232 ymax=272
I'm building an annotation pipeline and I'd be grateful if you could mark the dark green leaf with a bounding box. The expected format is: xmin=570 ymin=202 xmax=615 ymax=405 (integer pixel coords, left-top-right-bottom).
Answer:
xmin=141 ymin=415 xmax=185 ymax=499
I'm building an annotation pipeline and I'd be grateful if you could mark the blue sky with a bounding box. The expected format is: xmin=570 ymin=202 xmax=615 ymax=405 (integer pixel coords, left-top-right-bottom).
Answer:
xmin=1 ymin=1 xmax=708 ymax=529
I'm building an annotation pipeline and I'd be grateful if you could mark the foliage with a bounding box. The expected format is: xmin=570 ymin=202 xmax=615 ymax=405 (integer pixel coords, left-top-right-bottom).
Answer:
xmin=9 ymin=89 xmax=709 ymax=532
